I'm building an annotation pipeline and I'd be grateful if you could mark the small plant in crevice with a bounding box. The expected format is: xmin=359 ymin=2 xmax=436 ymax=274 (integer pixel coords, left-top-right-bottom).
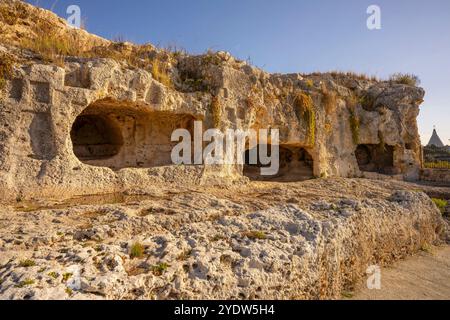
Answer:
xmin=359 ymin=94 xmax=376 ymax=111
xmin=293 ymin=91 xmax=316 ymax=146
xmin=19 ymin=259 xmax=36 ymax=268
xmin=65 ymin=287 xmax=73 ymax=296
xmin=177 ymin=249 xmax=193 ymax=261
xmin=129 ymin=242 xmax=145 ymax=259
xmin=151 ymin=59 xmax=173 ymax=88
xmin=305 ymin=79 xmax=314 ymax=88
xmin=242 ymin=230 xmax=267 ymax=240
xmin=420 ymin=242 xmax=433 ymax=254
xmin=62 ymin=273 xmax=73 ymax=282
xmin=151 ymin=263 xmax=170 ymax=276
xmin=15 ymin=279 xmax=35 ymax=288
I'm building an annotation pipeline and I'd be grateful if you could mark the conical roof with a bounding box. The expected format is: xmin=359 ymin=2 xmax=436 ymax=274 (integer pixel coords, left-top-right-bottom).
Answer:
xmin=427 ymin=129 xmax=445 ymax=147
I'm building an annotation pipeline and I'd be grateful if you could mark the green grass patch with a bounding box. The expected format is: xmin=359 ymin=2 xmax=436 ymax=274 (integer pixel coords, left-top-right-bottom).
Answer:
xmin=129 ymin=242 xmax=145 ymax=259
xmin=432 ymin=198 xmax=448 ymax=214
xmin=15 ymin=279 xmax=35 ymax=288
xmin=243 ymin=230 xmax=267 ymax=240
xmin=151 ymin=263 xmax=170 ymax=276
xmin=19 ymin=259 xmax=36 ymax=268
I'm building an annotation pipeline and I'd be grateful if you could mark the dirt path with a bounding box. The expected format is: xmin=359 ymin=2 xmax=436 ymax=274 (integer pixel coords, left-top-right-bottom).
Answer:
xmin=353 ymin=246 xmax=450 ymax=300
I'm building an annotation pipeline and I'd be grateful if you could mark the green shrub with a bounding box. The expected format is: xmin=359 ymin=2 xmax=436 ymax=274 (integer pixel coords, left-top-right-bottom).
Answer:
xmin=19 ymin=259 xmax=36 ymax=268
xmin=129 ymin=242 xmax=145 ymax=259
xmin=62 ymin=273 xmax=73 ymax=282
xmin=15 ymin=279 xmax=35 ymax=288
xmin=432 ymin=198 xmax=448 ymax=214
xmin=243 ymin=230 xmax=267 ymax=240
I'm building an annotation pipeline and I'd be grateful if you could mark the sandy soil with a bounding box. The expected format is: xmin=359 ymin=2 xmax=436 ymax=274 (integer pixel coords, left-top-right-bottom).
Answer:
xmin=353 ymin=245 xmax=450 ymax=300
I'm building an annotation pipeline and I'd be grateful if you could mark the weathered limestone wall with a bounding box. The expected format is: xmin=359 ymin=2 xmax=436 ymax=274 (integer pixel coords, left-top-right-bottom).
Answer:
xmin=0 ymin=51 xmax=426 ymax=202
xmin=0 ymin=1 xmax=426 ymax=202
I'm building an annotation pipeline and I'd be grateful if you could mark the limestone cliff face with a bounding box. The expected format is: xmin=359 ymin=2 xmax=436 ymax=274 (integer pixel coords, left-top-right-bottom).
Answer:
xmin=0 ymin=0 xmax=425 ymax=201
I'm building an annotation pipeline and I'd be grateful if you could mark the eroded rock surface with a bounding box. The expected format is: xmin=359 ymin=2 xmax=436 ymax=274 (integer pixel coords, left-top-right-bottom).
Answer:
xmin=0 ymin=0 xmax=447 ymax=301
xmin=0 ymin=0 xmax=426 ymax=202
xmin=0 ymin=179 xmax=446 ymax=300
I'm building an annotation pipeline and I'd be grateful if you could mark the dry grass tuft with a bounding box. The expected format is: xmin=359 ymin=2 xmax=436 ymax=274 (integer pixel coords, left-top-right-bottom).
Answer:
xmin=321 ymin=85 xmax=337 ymax=115
xmin=0 ymin=1 xmax=29 ymax=26
xmin=242 ymin=230 xmax=267 ymax=240
xmin=129 ymin=242 xmax=145 ymax=259
xmin=151 ymin=58 xmax=173 ymax=88
xmin=389 ymin=73 xmax=420 ymax=86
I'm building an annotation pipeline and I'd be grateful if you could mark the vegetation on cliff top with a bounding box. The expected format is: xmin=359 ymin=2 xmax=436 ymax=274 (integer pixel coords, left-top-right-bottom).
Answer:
xmin=389 ymin=73 xmax=421 ymax=86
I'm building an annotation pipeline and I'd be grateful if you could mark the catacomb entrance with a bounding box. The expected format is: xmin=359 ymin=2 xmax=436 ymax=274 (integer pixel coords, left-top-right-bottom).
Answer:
xmin=243 ymin=145 xmax=314 ymax=182
xmin=356 ymin=144 xmax=395 ymax=174
xmin=70 ymin=101 xmax=196 ymax=170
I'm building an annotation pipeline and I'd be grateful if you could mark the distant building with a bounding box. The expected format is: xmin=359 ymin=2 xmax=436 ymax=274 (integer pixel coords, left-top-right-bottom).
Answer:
xmin=427 ymin=128 xmax=445 ymax=148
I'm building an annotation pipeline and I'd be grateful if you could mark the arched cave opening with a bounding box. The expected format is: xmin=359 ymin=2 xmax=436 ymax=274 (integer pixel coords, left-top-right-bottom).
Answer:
xmin=243 ymin=145 xmax=314 ymax=182
xmin=70 ymin=101 xmax=197 ymax=170
xmin=356 ymin=144 xmax=395 ymax=175
xmin=71 ymin=115 xmax=123 ymax=161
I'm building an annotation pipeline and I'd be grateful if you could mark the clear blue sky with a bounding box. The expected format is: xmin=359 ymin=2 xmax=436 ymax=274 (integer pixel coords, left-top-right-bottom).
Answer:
xmin=29 ymin=0 xmax=450 ymax=145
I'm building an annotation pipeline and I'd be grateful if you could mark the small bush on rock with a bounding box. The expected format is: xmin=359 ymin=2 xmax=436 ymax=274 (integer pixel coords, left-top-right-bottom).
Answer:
xmin=432 ymin=198 xmax=448 ymax=214
xmin=389 ymin=73 xmax=421 ymax=86
xmin=243 ymin=230 xmax=267 ymax=240
xmin=19 ymin=259 xmax=36 ymax=268
xmin=130 ymin=242 xmax=145 ymax=259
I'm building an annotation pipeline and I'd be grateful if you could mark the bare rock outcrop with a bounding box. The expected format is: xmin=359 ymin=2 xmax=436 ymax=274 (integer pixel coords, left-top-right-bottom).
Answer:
xmin=0 ymin=179 xmax=446 ymax=300
xmin=0 ymin=0 xmax=425 ymax=202
xmin=0 ymin=0 xmax=446 ymax=301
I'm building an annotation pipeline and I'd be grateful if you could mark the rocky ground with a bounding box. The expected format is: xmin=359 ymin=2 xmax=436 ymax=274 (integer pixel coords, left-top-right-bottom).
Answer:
xmin=0 ymin=178 xmax=447 ymax=300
